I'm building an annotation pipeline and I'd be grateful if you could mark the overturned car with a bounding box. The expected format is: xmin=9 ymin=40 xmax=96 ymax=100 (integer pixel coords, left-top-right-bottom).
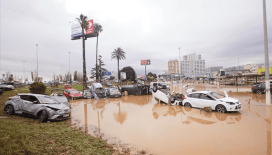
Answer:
xmin=88 ymin=83 xmax=107 ymax=99
xmin=4 ymin=93 xmax=71 ymax=122
xmin=153 ymin=85 xmax=185 ymax=105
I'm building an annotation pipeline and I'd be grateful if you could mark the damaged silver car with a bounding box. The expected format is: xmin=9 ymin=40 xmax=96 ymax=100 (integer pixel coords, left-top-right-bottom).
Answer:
xmin=4 ymin=93 xmax=71 ymax=122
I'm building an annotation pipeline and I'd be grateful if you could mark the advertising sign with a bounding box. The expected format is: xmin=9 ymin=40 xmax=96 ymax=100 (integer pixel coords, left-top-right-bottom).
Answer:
xmin=86 ymin=20 xmax=93 ymax=34
xmin=141 ymin=59 xmax=151 ymax=65
xmin=71 ymin=23 xmax=82 ymax=38
xmin=120 ymin=72 xmax=126 ymax=80
xmin=104 ymin=72 xmax=111 ymax=76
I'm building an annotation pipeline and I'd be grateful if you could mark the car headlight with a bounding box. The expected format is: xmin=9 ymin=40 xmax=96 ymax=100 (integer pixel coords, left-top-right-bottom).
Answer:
xmin=56 ymin=110 xmax=62 ymax=114
xmin=226 ymin=102 xmax=235 ymax=105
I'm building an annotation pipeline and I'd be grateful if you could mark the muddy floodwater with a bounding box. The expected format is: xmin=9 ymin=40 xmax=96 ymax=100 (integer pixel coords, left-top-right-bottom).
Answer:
xmin=70 ymin=83 xmax=272 ymax=155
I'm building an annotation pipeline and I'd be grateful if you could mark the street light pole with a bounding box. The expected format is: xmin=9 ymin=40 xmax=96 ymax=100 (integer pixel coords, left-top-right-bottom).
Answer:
xmin=262 ymin=0 xmax=270 ymax=106
xmin=69 ymin=52 xmax=70 ymax=83
xmin=23 ymin=61 xmax=25 ymax=83
xmin=36 ymin=44 xmax=38 ymax=82
xmin=179 ymin=47 xmax=181 ymax=74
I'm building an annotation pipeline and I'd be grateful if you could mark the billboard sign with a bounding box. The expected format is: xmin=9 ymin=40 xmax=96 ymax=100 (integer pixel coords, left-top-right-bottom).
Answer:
xmin=141 ymin=59 xmax=151 ymax=65
xmin=120 ymin=72 xmax=126 ymax=80
xmin=104 ymin=72 xmax=111 ymax=76
xmin=71 ymin=23 xmax=82 ymax=38
xmin=86 ymin=20 xmax=93 ymax=34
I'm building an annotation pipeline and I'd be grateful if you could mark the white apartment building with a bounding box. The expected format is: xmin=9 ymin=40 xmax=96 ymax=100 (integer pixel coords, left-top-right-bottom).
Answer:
xmin=181 ymin=53 xmax=205 ymax=77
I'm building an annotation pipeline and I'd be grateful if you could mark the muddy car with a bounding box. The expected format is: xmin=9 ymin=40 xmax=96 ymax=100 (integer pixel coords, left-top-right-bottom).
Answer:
xmin=153 ymin=85 xmax=185 ymax=105
xmin=64 ymin=89 xmax=83 ymax=99
xmin=88 ymin=83 xmax=107 ymax=98
xmin=121 ymin=84 xmax=151 ymax=95
xmin=4 ymin=93 xmax=71 ymax=122
xmin=82 ymin=89 xmax=93 ymax=99
xmin=50 ymin=89 xmax=71 ymax=108
xmin=106 ymin=87 xmax=122 ymax=98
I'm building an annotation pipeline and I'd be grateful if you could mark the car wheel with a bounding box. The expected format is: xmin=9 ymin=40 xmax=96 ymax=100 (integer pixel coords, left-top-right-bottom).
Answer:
xmin=184 ymin=102 xmax=191 ymax=107
xmin=4 ymin=105 xmax=14 ymax=115
xmin=39 ymin=110 xmax=48 ymax=123
xmin=216 ymin=105 xmax=227 ymax=113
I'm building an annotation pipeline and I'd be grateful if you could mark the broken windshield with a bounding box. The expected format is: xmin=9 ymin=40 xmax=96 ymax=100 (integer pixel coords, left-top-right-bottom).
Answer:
xmin=38 ymin=96 xmax=57 ymax=104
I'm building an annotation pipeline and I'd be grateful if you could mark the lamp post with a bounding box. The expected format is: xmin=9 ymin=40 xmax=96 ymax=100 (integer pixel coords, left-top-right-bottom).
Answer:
xmin=69 ymin=52 xmax=70 ymax=83
xmin=262 ymin=0 xmax=270 ymax=105
xmin=98 ymin=55 xmax=102 ymax=83
xmin=23 ymin=61 xmax=25 ymax=83
xmin=36 ymin=44 xmax=38 ymax=82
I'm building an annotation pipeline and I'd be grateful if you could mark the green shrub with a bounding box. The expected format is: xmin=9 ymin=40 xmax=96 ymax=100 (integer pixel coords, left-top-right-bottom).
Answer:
xmin=29 ymin=82 xmax=46 ymax=94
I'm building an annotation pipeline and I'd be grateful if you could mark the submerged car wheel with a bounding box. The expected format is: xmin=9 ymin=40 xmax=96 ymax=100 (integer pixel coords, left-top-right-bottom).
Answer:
xmin=184 ymin=102 xmax=191 ymax=107
xmin=216 ymin=105 xmax=227 ymax=113
xmin=4 ymin=105 xmax=14 ymax=115
xmin=39 ymin=110 xmax=48 ymax=123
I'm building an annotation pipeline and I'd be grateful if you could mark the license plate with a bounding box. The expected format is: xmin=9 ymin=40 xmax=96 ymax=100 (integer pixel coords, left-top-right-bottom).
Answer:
xmin=63 ymin=114 xmax=70 ymax=117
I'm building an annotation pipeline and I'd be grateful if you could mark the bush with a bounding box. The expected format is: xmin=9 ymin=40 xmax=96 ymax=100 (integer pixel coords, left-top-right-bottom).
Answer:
xmin=29 ymin=82 xmax=46 ymax=94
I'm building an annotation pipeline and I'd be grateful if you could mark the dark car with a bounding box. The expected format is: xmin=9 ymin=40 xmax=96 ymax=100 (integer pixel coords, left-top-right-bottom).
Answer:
xmin=106 ymin=87 xmax=122 ymax=98
xmin=251 ymin=83 xmax=272 ymax=94
xmin=121 ymin=84 xmax=151 ymax=95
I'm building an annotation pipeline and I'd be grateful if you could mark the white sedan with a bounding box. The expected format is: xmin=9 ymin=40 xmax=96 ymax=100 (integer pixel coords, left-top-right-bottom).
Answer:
xmin=182 ymin=91 xmax=241 ymax=113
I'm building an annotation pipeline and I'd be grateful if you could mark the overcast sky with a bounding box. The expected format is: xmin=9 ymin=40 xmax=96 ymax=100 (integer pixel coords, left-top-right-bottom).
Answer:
xmin=1 ymin=0 xmax=272 ymax=81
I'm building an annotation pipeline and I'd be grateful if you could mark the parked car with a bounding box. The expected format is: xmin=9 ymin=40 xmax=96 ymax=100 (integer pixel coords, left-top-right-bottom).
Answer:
xmin=64 ymin=88 xmax=83 ymax=99
xmin=4 ymin=93 xmax=71 ymax=122
xmin=182 ymin=91 xmax=241 ymax=113
xmin=82 ymin=89 xmax=93 ymax=99
xmin=105 ymin=82 xmax=112 ymax=87
xmin=0 ymin=84 xmax=14 ymax=91
xmin=2 ymin=81 xmax=14 ymax=85
xmin=13 ymin=82 xmax=23 ymax=88
xmin=121 ymin=84 xmax=151 ymax=95
xmin=251 ymin=83 xmax=272 ymax=94
xmin=88 ymin=83 xmax=107 ymax=98
xmin=106 ymin=87 xmax=122 ymax=98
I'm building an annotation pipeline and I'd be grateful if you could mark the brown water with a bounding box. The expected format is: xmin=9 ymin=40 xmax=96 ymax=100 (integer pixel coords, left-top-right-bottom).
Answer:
xmin=70 ymin=83 xmax=272 ymax=155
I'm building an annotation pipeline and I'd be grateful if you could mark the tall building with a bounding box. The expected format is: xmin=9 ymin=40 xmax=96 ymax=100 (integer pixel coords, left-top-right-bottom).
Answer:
xmin=205 ymin=66 xmax=223 ymax=76
xmin=181 ymin=53 xmax=205 ymax=77
xmin=168 ymin=59 xmax=179 ymax=74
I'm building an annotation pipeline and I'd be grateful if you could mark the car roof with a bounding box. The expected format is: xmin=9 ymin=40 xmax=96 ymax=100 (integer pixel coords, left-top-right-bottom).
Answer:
xmin=17 ymin=93 xmax=46 ymax=96
xmin=187 ymin=91 xmax=210 ymax=95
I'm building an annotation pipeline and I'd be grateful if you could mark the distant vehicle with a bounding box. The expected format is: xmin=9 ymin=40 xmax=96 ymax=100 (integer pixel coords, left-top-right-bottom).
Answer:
xmin=182 ymin=91 xmax=241 ymax=113
xmin=26 ymin=81 xmax=34 ymax=85
xmin=105 ymin=82 xmax=112 ymax=87
xmin=73 ymin=81 xmax=79 ymax=84
xmin=121 ymin=84 xmax=151 ymax=95
xmin=50 ymin=89 xmax=71 ymax=108
xmin=150 ymin=82 xmax=170 ymax=91
xmin=82 ymin=89 xmax=93 ymax=99
xmin=64 ymin=88 xmax=83 ymax=100
xmin=4 ymin=93 xmax=71 ymax=122
xmin=114 ymin=79 xmax=119 ymax=83
xmin=251 ymin=83 xmax=272 ymax=94
xmin=0 ymin=84 xmax=14 ymax=91
xmin=2 ymin=81 xmax=14 ymax=85
xmin=88 ymin=83 xmax=107 ymax=98
xmin=64 ymin=84 xmax=72 ymax=89
xmin=106 ymin=87 xmax=122 ymax=98
xmin=13 ymin=82 xmax=23 ymax=88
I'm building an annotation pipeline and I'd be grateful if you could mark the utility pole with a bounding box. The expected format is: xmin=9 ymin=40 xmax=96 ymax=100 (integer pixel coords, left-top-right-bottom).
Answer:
xmin=36 ymin=44 xmax=38 ymax=82
xmin=23 ymin=61 xmax=25 ymax=83
xmin=179 ymin=47 xmax=181 ymax=74
xmin=69 ymin=52 xmax=70 ymax=83
xmin=263 ymin=0 xmax=270 ymax=105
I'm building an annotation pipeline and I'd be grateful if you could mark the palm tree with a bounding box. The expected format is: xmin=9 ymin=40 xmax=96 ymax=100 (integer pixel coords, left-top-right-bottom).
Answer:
xmin=76 ymin=14 xmax=89 ymax=89
xmin=94 ymin=23 xmax=103 ymax=82
xmin=111 ymin=47 xmax=126 ymax=86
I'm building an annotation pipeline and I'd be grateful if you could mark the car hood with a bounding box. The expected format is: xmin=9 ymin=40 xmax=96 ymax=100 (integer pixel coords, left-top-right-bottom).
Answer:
xmin=219 ymin=97 xmax=239 ymax=103
xmin=70 ymin=93 xmax=82 ymax=97
xmin=45 ymin=103 xmax=69 ymax=110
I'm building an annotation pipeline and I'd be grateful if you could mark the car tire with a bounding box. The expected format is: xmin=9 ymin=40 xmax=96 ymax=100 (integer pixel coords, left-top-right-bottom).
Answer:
xmin=4 ymin=105 xmax=14 ymax=115
xmin=39 ymin=110 xmax=48 ymax=123
xmin=256 ymin=90 xmax=262 ymax=94
xmin=153 ymin=86 xmax=157 ymax=93
xmin=216 ymin=105 xmax=227 ymax=113
xmin=184 ymin=102 xmax=191 ymax=107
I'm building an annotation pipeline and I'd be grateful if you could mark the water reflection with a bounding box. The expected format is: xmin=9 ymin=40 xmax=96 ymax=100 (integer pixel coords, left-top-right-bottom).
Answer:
xmin=70 ymin=84 xmax=272 ymax=155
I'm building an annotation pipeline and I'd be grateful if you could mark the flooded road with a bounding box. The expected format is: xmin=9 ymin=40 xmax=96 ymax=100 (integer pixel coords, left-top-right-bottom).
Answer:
xmin=70 ymin=83 xmax=272 ymax=155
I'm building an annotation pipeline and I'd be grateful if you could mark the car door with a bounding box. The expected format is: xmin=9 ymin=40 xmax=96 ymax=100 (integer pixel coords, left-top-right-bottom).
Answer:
xmin=198 ymin=93 xmax=215 ymax=109
xmin=187 ymin=93 xmax=200 ymax=107
xmin=22 ymin=95 xmax=41 ymax=115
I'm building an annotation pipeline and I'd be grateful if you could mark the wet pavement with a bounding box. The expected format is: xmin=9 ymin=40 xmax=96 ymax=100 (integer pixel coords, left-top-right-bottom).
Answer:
xmin=70 ymin=83 xmax=272 ymax=155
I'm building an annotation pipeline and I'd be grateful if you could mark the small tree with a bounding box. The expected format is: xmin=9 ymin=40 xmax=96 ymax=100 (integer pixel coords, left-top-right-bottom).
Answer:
xmin=29 ymin=82 xmax=46 ymax=94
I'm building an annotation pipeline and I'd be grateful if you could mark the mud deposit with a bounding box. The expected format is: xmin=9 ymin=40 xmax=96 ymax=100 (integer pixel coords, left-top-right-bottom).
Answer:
xmin=70 ymin=83 xmax=272 ymax=155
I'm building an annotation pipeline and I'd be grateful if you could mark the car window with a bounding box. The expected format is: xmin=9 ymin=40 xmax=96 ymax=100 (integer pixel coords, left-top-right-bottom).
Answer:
xmin=29 ymin=96 xmax=39 ymax=103
xmin=20 ymin=95 xmax=29 ymax=101
xmin=199 ymin=93 xmax=214 ymax=100
xmin=209 ymin=92 xmax=225 ymax=99
xmin=188 ymin=93 xmax=199 ymax=98
xmin=38 ymin=96 xmax=56 ymax=104
xmin=70 ymin=90 xmax=79 ymax=94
